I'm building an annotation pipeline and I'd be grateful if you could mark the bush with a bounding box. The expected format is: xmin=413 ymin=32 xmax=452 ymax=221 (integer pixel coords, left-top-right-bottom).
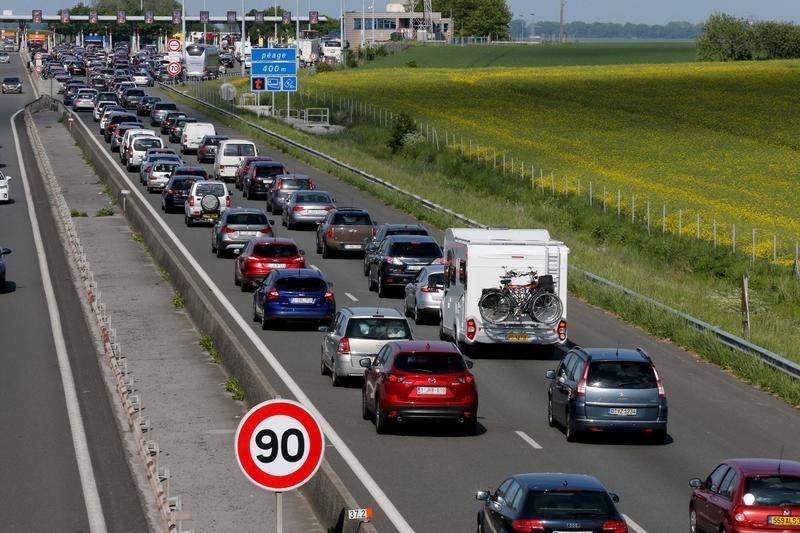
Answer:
xmin=388 ymin=112 xmax=417 ymax=153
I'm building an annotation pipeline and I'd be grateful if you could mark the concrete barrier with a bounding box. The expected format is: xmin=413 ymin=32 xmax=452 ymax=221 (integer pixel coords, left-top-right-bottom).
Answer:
xmin=40 ymin=96 xmax=378 ymax=533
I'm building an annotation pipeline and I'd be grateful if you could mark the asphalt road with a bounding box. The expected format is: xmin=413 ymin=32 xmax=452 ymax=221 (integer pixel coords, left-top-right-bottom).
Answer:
xmin=0 ymin=56 xmax=148 ymax=532
xmin=52 ymin=73 xmax=800 ymax=533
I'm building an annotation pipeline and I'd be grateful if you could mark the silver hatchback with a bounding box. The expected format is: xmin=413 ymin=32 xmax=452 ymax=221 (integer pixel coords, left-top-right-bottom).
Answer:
xmin=281 ymin=190 xmax=335 ymax=229
xmin=319 ymin=307 xmax=413 ymax=386
xmin=211 ymin=207 xmax=274 ymax=258
xmin=403 ymin=264 xmax=445 ymax=325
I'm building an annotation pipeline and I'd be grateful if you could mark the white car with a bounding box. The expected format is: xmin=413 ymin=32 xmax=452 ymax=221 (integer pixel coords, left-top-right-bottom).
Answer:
xmin=127 ymin=136 xmax=165 ymax=171
xmin=93 ymin=100 xmax=118 ymax=121
xmin=74 ymin=88 xmax=99 ymax=111
xmin=0 ymin=172 xmax=11 ymax=203
xmin=144 ymin=160 xmax=179 ymax=193
xmin=184 ymin=180 xmax=230 ymax=226
xmin=0 ymin=52 xmax=10 ymax=64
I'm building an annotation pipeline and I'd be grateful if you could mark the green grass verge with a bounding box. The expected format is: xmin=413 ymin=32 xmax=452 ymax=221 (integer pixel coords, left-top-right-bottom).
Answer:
xmin=225 ymin=376 xmax=245 ymax=401
xmin=199 ymin=334 xmax=221 ymax=364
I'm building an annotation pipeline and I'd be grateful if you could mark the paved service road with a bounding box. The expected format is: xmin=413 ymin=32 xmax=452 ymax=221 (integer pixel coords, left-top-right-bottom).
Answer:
xmin=0 ymin=56 xmax=148 ymax=532
xmin=54 ymin=76 xmax=800 ymax=533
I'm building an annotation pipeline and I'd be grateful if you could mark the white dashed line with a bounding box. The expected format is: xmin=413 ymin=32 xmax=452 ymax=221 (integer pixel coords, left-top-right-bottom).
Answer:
xmin=514 ymin=430 xmax=543 ymax=449
xmin=624 ymin=514 xmax=648 ymax=533
xmin=345 ymin=292 xmax=358 ymax=302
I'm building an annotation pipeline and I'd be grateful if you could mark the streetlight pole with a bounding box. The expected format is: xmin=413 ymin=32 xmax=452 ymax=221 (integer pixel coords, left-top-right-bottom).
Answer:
xmin=181 ymin=0 xmax=186 ymax=45
xmin=241 ymin=0 xmax=246 ymax=76
xmin=360 ymin=0 xmax=364 ymax=48
xmin=203 ymin=0 xmax=207 ymax=43
xmin=530 ymin=13 xmax=535 ymax=41
xmin=340 ymin=0 xmax=345 ymax=66
xmin=370 ymin=0 xmax=374 ymax=45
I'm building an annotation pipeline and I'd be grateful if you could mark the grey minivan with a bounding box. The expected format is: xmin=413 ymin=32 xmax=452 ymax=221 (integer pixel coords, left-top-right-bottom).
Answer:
xmin=545 ymin=347 xmax=668 ymax=442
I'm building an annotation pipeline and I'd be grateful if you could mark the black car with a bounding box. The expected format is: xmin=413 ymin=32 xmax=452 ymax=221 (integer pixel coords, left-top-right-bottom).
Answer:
xmin=121 ymin=87 xmax=146 ymax=109
xmin=160 ymin=111 xmax=188 ymax=135
xmin=476 ymin=473 xmax=627 ymax=533
xmin=137 ymin=95 xmax=161 ymax=116
xmin=367 ymin=235 xmax=443 ymax=297
xmin=362 ymin=223 xmax=429 ymax=275
xmin=243 ymin=161 xmax=286 ymax=200
xmin=196 ymin=134 xmax=229 ymax=163
xmin=161 ymin=175 xmax=203 ymax=213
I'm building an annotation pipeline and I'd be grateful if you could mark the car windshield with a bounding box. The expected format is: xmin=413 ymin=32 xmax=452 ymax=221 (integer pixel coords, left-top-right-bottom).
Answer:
xmin=587 ymin=362 xmax=657 ymax=389
xmin=281 ymin=179 xmax=310 ymax=190
xmin=294 ymin=193 xmax=331 ymax=204
xmin=253 ymin=244 xmax=299 ymax=258
xmin=346 ymin=318 xmax=411 ymax=340
xmin=275 ymin=277 xmax=326 ymax=291
xmin=332 ymin=213 xmax=371 ymax=225
xmin=522 ymin=490 xmax=615 ymax=517
xmin=195 ymin=183 xmax=226 ymax=197
xmin=744 ymin=476 xmax=800 ymax=506
xmin=394 ymin=353 xmax=466 ymax=374
xmin=388 ymin=242 xmax=442 ymax=258
xmin=226 ymin=213 xmax=268 ymax=225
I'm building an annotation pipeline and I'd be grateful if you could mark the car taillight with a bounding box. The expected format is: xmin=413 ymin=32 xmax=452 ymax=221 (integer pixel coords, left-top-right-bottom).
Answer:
xmin=219 ymin=165 xmax=224 ymax=172
xmin=385 ymin=256 xmax=402 ymax=265
xmin=601 ymin=519 xmax=628 ymax=533
xmin=324 ymin=290 xmax=334 ymax=302
xmin=652 ymin=365 xmax=666 ymax=398
xmin=386 ymin=374 xmax=406 ymax=383
xmin=226 ymin=196 xmax=231 ymax=208
xmin=259 ymin=227 xmax=273 ymax=234
xmin=511 ymin=519 xmax=544 ymax=532
xmin=420 ymin=286 xmax=439 ymax=293
xmin=326 ymin=227 xmax=334 ymax=238
xmin=267 ymin=287 xmax=280 ymax=300
xmin=456 ymin=375 xmax=474 ymax=384
xmin=466 ymin=318 xmax=476 ymax=340
xmin=732 ymin=505 xmax=749 ymax=524
xmin=167 ymin=189 xmax=178 ymax=196
xmin=294 ymin=258 xmax=306 ymax=267
xmin=189 ymin=196 xmax=195 ymax=206
xmin=292 ymin=206 xmax=304 ymax=212
xmin=182 ymin=134 xmax=187 ymax=143
xmin=371 ymin=226 xmax=376 ymax=236
xmin=222 ymin=226 xmax=235 ymax=233
xmin=557 ymin=319 xmax=567 ymax=341
xmin=575 ymin=361 xmax=590 ymax=396
xmin=324 ymin=206 xmax=334 ymax=211
xmin=337 ymin=337 xmax=350 ymax=354
xmin=433 ymin=257 xmax=445 ymax=264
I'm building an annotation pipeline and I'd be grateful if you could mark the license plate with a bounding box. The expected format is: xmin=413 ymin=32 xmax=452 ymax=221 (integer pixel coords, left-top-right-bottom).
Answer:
xmin=608 ymin=408 xmax=637 ymax=416
xmin=507 ymin=333 xmax=528 ymax=341
xmin=206 ymin=213 xmax=218 ymax=219
xmin=406 ymin=265 xmax=422 ymax=271
xmin=240 ymin=231 xmax=257 ymax=236
xmin=417 ymin=386 xmax=446 ymax=395
xmin=267 ymin=263 xmax=286 ymax=268
xmin=309 ymin=210 xmax=327 ymax=215
xmin=344 ymin=244 xmax=362 ymax=249
xmin=769 ymin=516 xmax=800 ymax=525
xmin=290 ymin=297 xmax=314 ymax=304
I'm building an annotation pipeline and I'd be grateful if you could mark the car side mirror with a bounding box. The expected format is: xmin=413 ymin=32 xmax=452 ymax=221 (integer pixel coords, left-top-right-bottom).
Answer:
xmin=0 ymin=248 xmax=11 ymax=256
xmin=318 ymin=325 xmax=329 ymax=332
xmin=298 ymin=250 xmax=305 ymax=256
xmin=609 ymin=493 xmax=620 ymax=503
xmin=475 ymin=490 xmax=490 ymax=502
xmin=4 ymin=176 xmax=11 ymax=181
xmin=465 ymin=360 xmax=474 ymax=369
xmin=359 ymin=357 xmax=373 ymax=369
xmin=269 ymin=219 xmax=275 ymax=225
xmin=545 ymin=369 xmax=556 ymax=380
xmin=689 ymin=478 xmax=702 ymax=488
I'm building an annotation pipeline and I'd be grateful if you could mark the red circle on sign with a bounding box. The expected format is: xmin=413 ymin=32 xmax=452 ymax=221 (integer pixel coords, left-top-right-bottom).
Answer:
xmin=34 ymin=52 xmax=42 ymax=60
xmin=167 ymin=39 xmax=181 ymax=52
xmin=310 ymin=52 xmax=318 ymax=61
xmin=235 ymin=400 xmax=324 ymax=492
xmin=167 ymin=62 xmax=182 ymax=76
xmin=35 ymin=65 xmax=43 ymax=73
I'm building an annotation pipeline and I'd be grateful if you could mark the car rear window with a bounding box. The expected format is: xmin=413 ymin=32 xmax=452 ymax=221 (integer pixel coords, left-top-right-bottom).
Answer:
xmin=427 ymin=273 xmax=445 ymax=286
xmin=394 ymin=353 xmax=466 ymax=374
xmin=226 ymin=213 xmax=268 ymax=225
xmin=253 ymin=166 xmax=284 ymax=178
xmin=388 ymin=242 xmax=442 ymax=258
xmin=155 ymin=103 xmax=178 ymax=111
xmin=386 ymin=228 xmax=428 ymax=237
xmin=332 ymin=213 xmax=371 ymax=225
xmin=280 ymin=179 xmax=310 ymax=190
xmin=345 ymin=318 xmax=411 ymax=340
xmin=125 ymin=89 xmax=145 ymax=97
xmin=195 ymin=183 xmax=226 ymax=197
xmin=153 ymin=162 xmax=178 ymax=172
xmin=294 ymin=193 xmax=331 ymax=203
xmin=171 ymin=178 xmax=200 ymax=190
xmin=253 ymin=244 xmax=299 ymax=258
xmin=223 ymin=143 xmax=256 ymax=156
xmin=522 ymin=490 xmax=615 ymax=517
xmin=134 ymin=138 xmax=162 ymax=150
xmin=744 ymin=476 xmax=800 ymax=505
xmin=587 ymin=361 xmax=657 ymax=389
xmin=275 ymin=277 xmax=326 ymax=291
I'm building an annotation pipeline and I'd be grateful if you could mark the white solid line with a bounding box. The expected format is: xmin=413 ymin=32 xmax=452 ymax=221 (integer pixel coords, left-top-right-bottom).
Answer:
xmin=623 ymin=514 xmax=648 ymax=533
xmin=12 ymin=110 xmax=108 ymax=532
xmin=70 ymin=110 xmax=416 ymax=532
xmin=514 ymin=430 xmax=543 ymax=450
xmin=345 ymin=292 xmax=358 ymax=302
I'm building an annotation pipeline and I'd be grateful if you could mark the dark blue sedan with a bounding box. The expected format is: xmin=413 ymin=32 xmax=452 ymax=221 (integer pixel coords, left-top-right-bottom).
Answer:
xmin=252 ymin=268 xmax=335 ymax=329
xmin=160 ymin=175 xmax=203 ymax=213
xmin=0 ymin=247 xmax=11 ymax=291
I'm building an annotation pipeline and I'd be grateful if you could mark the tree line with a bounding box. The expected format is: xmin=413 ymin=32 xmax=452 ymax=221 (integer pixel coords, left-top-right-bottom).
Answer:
xmin=696 ymin=13 xmax=800 ymax=61
xmin=511 ymin=20 xmax=702 ymax=40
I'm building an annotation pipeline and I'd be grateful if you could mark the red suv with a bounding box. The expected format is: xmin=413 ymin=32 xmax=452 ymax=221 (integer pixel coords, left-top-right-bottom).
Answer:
xmin=360 ymin=340 xmax=478 ymax=434
xmin=234 ymin=237 xmax=305 ymax=291
xmin=689 ymin=458 xmax=800 ymax=533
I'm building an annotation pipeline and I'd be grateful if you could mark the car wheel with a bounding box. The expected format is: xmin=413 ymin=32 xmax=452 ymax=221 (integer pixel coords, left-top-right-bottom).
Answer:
xmin=689 ymin=507 xmax=698 ymax=533
xmin=377 ymin=275 xmax=388 ymax=298
xmin=367 ymin=268 xmax=377 ymax=291
xmin=363 ymin=259 xmax=370 ymax=276
xmin=374 ymin=397 xmax=388 ymax=434
xmin=252 ymin=300 xmax=260 ymax=322
xmin=331 ymin=367 xmax=342 ymax=387
xmin=463 ymin=418 xmax=478 ymax=436
xmin=565 ymin=409 xmax=578 ymax=442
xmin=184 ymin=215 xmax=192 ymax=227
xmin=234 ymin=269 xmax=241 ymax=286
xmin=652 ymin=428 xmax=668 ymax=444
xmin=316 ymin=238 xmax=322 ymax=254
xmin=321 ymin=241 xmax=330 ymax=258
xmin=242 ymin=186 xmax=248 ymax=199
xmin=320 ymin=353 xmax=330 ymax=376
xmin=438 ymin=321 xmax=449 ymax=341
xmin=216 ymin=244 xmax=224 ymax=258
xmin=261 ymin=310 xmax=271 ymax=330
xmin=414 ymin=303 xmax=424 ymax=325
xmin=547 ymin=396 xmax=556 ymax=427
xmin=361 ymin=390 xmax=371 ymax=420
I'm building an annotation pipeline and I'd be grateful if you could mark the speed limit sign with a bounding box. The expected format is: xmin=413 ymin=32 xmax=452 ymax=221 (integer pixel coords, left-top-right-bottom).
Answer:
xmin=235 ymin=399 xmax=324 ymax=492
xmin=166 ymin=61 xmax=182 ymax=77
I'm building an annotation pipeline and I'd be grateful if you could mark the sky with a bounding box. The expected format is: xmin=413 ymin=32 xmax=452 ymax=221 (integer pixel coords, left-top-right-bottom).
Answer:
xmin=1 ymin=0 xmax=798 ymax=25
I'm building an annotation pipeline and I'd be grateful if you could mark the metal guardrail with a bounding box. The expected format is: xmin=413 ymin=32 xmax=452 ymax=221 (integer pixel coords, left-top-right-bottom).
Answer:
xmin=159 ymin=82 xmax=800 ymax=380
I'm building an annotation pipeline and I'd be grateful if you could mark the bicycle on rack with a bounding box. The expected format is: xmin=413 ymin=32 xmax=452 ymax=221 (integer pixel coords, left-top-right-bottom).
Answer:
xmin=477 ymin=267 xmax=563 ymax=325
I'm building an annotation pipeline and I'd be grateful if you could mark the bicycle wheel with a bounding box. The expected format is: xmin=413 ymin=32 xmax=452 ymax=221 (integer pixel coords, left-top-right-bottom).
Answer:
xmin=528 ymin=291 xmax=563 ymax=325
xmin=478 ymin=289 xmax=513 ymax=323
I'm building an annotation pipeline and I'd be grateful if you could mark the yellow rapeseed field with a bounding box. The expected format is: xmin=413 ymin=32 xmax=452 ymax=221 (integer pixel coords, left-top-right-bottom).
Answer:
xmin=301 ymin=60 xmax=800 ymax=259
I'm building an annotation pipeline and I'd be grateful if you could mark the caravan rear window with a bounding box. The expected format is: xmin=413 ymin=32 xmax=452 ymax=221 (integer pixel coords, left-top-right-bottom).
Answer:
xmin=224 ymin=143 xmax=256 ymax=157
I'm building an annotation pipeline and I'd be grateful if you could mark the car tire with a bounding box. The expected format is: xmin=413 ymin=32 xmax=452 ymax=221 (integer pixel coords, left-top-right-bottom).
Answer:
xmin=261 ymin=311 xmax=271 ymax=330
xmin=242 ymin=186 xmax=248 ymax=199
xmin=547 ymin=396 xmax=556 ymax=427
xmin=316 ymin=238 xmax=322 ymax=254
xmin=652 ymin=428 xmax=668 ymax=444
xmin=363 ymin=259 xmax=370 ymax=276
xmin=463 ymin=418 xmax=478 ymax=436
xmin=361 ymin=390 xmax=371 ymax=420
xmin=689 ymin=507 xmax=698 ymax=533
xmin=331 ymin=368 xmax=342 ymax=387
xmin=414 ymin=304 xmax=424 ymax=325
xmin=321 ymin=241 xmax=330 ymax=259
xmin=377 ymin=275 xmax=388 ymax=298
xmin=438 ymin=322 xmax=449 ymax=341
xmin=320 ymin=354 xmax=330 ymax=376
xmin=565 ymin=410 xmax=578 ymax=442
xmin=374 ymin=397 xmax=388 ymax=434
xmin=234 ymin=270 xmax=241 ymax=286
xmin=252 ymin=300 xmax=260 ymax=322
xmin=216 ymin=244 xmax=224 ymax=258
xmin=184 ymin=215 xmax=192 ymax=227
xmin=367 ymin=268 xmax=377 ymax=291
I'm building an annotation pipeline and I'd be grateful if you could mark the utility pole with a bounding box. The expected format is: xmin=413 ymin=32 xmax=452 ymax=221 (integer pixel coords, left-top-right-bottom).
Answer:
xmin=559 ymin=0 xmax=566 ymax=44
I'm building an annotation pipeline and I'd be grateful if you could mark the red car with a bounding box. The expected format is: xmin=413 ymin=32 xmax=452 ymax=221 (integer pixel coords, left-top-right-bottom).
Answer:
xmin=689 ymin=458 xmax=800 ymax=533
xmin=360 ymin=340 xmax=478 ymax=434
xmin=234 ymin=237 xmax=305 ymax=291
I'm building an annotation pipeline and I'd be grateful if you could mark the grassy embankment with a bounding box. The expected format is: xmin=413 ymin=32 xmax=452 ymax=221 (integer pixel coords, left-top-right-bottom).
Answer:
xmin=174 ymin=43 xmax=800 ymax=405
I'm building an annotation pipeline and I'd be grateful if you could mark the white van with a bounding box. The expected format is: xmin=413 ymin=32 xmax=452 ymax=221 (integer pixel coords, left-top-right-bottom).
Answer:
xmin=126 ymin=136 xmax=165 ymax=171
xmin=181 ymin=122 xmax=216 ymax=154
xmin=214 ymin=139 xmax=257 ymax=182
xmin=120 ymin=129 xmax=157 ymax=164
xmin=440 ymin=228 xmax=569 ymax=351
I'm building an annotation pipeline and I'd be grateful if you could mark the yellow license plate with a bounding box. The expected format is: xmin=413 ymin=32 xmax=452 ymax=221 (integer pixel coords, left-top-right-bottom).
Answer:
xmin=508 ymin=333 xmax=528 ymax=342
xmin=206 ymin=213 xmax=218 ymax=219
xmin=769 ymin=516 xmax=800 ymax=525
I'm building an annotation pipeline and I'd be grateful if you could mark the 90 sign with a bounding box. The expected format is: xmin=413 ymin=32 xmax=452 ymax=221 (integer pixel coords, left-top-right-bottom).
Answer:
xmin=235 ymin=399 xmax=324 ymax=492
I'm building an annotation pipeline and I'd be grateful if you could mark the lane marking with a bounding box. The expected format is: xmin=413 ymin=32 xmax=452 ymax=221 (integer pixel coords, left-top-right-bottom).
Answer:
xmin=514 ymin=430 xmax=543 ymax=450
xmin=345 ymin=292 xmax=358 ymax=302
xmin=69 ymin=109 xmax=416 ymax=532
xmin=12 ymin=110 xmax=108 ymax=532
xmin=624 ymin=514 xmax=648 ymax=533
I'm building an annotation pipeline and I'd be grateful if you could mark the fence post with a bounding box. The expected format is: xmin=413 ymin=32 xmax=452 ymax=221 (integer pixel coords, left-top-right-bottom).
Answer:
xmin=713 ymin=219 xmax=717 ymax=248
xmin=503 ymin=154 xmax=506 ymax=175
xmin=646 ymin=201 xmax=650 ymax=234
xmin=493 ymin=151 xmax=497 ymax=168
xmin=794 ymin=241 xmax=800 ymax=277
xmin=551 ymin=173 xmax=555 ymax=196
xmin=603 ymin=186 xmax=607 ymax=212
xmin=631 ymin=195 xmax=635 ymax=224
xmin=541 ymin=169 xmax=544 ymax=193
xmin=752 ymin=229 xmax=756 ymax=266
xmin=617 ymin=189 xmax=621 ymax=218
xmin=678 ymin=209 xmax=682 ymax=238
xmin=733 ymin=224 xmax=736 ymax=254
xmin=530 ymin=164 xmax=534 ymax=190
xmin=662 ymin=205 xmax=666 ymax=235
xmin=697 ymin=213 xmax=700 ymax=240
xmin=577 ymin=178 xmax=580 ymax=196
xmin=773 ymin=235 xmax=777 ymax=263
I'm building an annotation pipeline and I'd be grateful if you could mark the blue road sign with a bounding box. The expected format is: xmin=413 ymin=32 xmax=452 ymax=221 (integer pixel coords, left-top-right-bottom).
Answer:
xmin=251 ymin=63 xmax=297 ymax=75
xmin=267 ymin=77 xmax=281 ymax=90
xmin=282 ymin=77 xmax=297 ymax=92
xmin=251 ymin=48 xmax=300 ymax=92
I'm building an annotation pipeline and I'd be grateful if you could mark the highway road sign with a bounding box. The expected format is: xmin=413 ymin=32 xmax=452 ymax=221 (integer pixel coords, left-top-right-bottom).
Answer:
xmin=235 ymin=399 xmax=324 ymax=492
xmin=167 ymin=39 xmax=181 ymax=53
xmin=167 ymin=62 xmax=182 ymax=77
xmin=251 ymin=77 xmax=265 ymax=91
xmin=35 ymin=65 xmax=42 ymax=73
xmin=266 ymin=77 xmax=281 ymax=91
xmin=282 ymin=77 xmax=297 ymax=92
xmin=34 ymin=52 xmax=42 ymax=61
xmin=251 ymin=48 xmax=299 ymax=92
